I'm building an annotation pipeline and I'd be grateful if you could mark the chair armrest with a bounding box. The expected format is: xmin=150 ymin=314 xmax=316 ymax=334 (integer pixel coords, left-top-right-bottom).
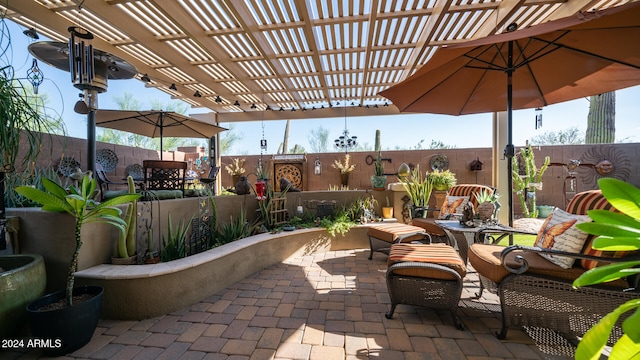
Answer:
xmin=500 ymin=245 xmax=640 ymax=274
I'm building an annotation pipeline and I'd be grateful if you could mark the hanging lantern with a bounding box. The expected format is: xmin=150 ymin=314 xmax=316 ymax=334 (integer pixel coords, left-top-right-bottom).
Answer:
xmin=314 ymin=158 xmax=322 ymax=175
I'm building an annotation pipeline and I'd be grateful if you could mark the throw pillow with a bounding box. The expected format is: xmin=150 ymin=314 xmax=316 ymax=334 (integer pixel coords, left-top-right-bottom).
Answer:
xmin=438 ymin=195 xmax=470 ymax=219
xmin=534 ymin=208 xmax=592 ymax=269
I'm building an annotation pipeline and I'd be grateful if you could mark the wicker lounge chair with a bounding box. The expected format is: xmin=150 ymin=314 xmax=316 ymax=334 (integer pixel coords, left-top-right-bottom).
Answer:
xmin=469 ymin=190 xmax=639 ymax=343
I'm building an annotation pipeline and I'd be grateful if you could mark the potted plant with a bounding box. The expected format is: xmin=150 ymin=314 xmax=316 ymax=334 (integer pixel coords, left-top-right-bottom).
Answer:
xmin=371 ymin=129 xmax=387 ymax=190
xmin=15 ymin=175 xmax=140 ymax=356
xmin=398 ymin=164 xmax=434 ymax=219
xmin=225 ymin=157 xmax=246 ymax=187
xmin=573 ymin=178 xmax=640 ymax=359
xmin=332 ymin=153 xmax=356 ymax=186
xmin=427 ymin=169 xmax=457 ymax=191
xmin=473 ymin=189 xmax=500 ymax=221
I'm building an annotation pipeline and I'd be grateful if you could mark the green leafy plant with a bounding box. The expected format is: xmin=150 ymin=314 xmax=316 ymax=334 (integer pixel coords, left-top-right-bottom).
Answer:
xmin=161 ymin=212 xmax=191 ymax=262
xmin=217 ymin=209 xmax=259 ymax=245
xmin=256 ymin=164 xmax=271 ymax=181
xmin=512 ymin=144 xmax=550 ymax=218
xmin=15 ymin=175 xmax=140 ymax=306
xmin=398 ymin=164 xmax=434 ymax=218
xmin=4 ymin=165 xmax=61 ymax=208
xmin=427 ymin=169 xmax=457 ymax=191
xmin=319 ymin=208 xmax=356 ymax=236
xmin=572 ymin=178 xmax=640 ymax=359
xmin=474 ymin=189 xmax=500 ymax=204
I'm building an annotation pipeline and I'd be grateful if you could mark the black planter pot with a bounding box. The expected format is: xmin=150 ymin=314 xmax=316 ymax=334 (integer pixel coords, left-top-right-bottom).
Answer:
xmin=26 ymin=285 xmax=103 ymax=357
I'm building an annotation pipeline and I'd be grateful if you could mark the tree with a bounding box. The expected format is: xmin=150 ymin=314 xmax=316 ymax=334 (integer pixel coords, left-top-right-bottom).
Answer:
xmin=428 ymin=140 xmax=456 ymax=149
xmin=308 ymin=127 xmax=329 ymax=152
xmin=529 ymin=126 xmax=584 ymax=145
xmin=219 ymin=124 xmax=243 ymax=155
xmin=586 ymin=92 xmax=615 ymax=144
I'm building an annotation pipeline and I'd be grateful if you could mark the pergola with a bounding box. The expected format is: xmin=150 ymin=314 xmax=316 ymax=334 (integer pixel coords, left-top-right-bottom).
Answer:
xmin=4 ymin=0 xmax=633 ymax=123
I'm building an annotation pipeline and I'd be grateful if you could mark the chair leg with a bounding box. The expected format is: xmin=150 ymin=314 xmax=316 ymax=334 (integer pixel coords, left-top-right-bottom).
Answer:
xmin=496 ymin=323 xmax=508 ymax=339
xmin=451 ymin=311 xmax=464 ymax=330
xmin=385 ymin=303 xmax=397 ymax=319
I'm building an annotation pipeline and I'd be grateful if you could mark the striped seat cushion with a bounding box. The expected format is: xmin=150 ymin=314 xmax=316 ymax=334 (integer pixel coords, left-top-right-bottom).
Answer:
xmin=368 ymin=223 xmax=428 ymax=244
xmin=567 ymin=190 xmax=636 ymax=269
xmin=388 ymin=243 xmax=466 ymax=280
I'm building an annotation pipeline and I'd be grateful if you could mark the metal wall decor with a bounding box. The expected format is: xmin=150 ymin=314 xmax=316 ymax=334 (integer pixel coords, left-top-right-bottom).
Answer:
xmin=430 ymin=154 xmax=449 ymax=171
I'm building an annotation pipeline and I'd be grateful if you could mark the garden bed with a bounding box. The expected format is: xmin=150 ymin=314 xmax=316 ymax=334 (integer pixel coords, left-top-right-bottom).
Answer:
xmin=75 ymin=226 xmax=371 ymax=320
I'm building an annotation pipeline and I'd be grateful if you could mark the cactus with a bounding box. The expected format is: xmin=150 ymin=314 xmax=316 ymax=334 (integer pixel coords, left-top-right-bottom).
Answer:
xmin=115 ymin=176 xmax=138 ymax=258
xmin=374 ymin=129 xmax=384 ymax=176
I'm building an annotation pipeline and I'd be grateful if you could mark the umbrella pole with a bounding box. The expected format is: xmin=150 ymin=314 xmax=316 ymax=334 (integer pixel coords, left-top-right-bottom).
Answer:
xmin=505 ymin=40 xmax=515 ymax=228
xmin=159 ymin=114 xmax=163 ymax=161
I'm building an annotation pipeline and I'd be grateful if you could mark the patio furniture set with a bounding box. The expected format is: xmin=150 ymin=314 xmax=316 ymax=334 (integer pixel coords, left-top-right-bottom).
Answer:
xmin=367 ymin=184 xmax=639 ymax=347
xmin=96 ymin=160 xmax=213 ymax=201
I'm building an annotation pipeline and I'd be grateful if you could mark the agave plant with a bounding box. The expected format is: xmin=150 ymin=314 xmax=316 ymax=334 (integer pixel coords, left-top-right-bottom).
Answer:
xmin=573 ymin=178 xmax=640 ymax=359
xmin=15 ymin=175 xmax=140 ymax=306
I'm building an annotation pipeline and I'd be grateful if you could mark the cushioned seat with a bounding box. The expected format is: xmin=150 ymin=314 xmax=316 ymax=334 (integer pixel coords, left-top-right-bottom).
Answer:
xmin=468 ymin=243 xmax=628 ymax=288
xmin=367 ymin=223 xmax=430 ymax=260
xmin=385 ymin=243 xmax=466 ymax=329
xmin=388 ymin=243 xmax=466 ymax=280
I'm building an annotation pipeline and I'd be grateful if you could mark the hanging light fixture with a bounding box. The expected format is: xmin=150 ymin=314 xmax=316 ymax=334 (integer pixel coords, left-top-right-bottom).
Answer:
xmin=334 ymin=98 xmax=357 ymax=153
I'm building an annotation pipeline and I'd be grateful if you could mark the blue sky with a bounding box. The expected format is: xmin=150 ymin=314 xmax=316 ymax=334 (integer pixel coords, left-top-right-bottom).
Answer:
xmin=7 ymin=20 xmax=640 ymax=155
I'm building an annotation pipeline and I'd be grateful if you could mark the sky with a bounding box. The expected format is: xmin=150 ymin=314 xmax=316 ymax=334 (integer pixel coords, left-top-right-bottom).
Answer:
xmin=6 ymin=20 xmax=640 ymax=155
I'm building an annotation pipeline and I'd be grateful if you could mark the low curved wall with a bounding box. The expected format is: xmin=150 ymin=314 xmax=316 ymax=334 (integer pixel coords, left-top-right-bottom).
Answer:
xmin=75 ymin=226 xmax=371 ymax=320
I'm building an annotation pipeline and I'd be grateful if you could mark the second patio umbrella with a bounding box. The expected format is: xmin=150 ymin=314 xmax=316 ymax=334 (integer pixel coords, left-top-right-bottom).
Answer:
xmin=95 ymin=110 xmax=226 ymax=160
xmin=380 ymin=2 xmax=640 ymax=225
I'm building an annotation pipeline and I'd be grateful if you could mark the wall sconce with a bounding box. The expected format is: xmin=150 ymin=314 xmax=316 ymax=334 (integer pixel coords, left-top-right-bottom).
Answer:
xmin=314 ymin=157 xmax=322 ymax=175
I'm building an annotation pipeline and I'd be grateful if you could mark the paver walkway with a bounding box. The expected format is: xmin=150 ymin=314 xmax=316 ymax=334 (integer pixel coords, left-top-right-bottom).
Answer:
xmin=4 ymin=249 xmax=574 ymax=359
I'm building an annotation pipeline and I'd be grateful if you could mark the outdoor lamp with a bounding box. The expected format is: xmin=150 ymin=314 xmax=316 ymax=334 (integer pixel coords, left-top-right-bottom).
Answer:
xmin=314 ymin=158 xmax=322 ymax=175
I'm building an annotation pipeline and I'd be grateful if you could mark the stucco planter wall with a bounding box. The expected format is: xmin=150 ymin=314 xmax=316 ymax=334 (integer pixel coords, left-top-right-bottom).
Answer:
xmin=75 ymin=226 xmax=369 ymax=320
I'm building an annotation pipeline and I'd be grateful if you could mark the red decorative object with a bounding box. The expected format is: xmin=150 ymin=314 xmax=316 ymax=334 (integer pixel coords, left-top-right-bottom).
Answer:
xmin=255 ymin=181 xmax=267 ymax=201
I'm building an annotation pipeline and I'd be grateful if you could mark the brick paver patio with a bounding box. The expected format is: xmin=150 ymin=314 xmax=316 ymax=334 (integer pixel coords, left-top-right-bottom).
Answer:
xmin=4 ymin=249 xmax=574 ymax=359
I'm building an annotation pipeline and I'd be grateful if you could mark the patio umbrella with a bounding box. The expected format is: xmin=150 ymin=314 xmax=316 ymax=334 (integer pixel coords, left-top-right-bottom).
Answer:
xmin=380 ymin=2 xmax=640 ymax=226
xmin=95 ymin=110 xmax=226 ymax=160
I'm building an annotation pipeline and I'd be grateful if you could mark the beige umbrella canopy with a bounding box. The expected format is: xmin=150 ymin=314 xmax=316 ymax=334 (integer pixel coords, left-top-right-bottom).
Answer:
xmin=95 ymin=110 xmax=226 ymax=159
xmin=380 ymin=2 xmax=640 ymax=226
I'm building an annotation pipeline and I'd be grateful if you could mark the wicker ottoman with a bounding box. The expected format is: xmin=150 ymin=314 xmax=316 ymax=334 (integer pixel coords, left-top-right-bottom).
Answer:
xmin=367 ymin=223 xmax=431 ymax=260
xmin=386 ymin=243 xmax=466 ymax=329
